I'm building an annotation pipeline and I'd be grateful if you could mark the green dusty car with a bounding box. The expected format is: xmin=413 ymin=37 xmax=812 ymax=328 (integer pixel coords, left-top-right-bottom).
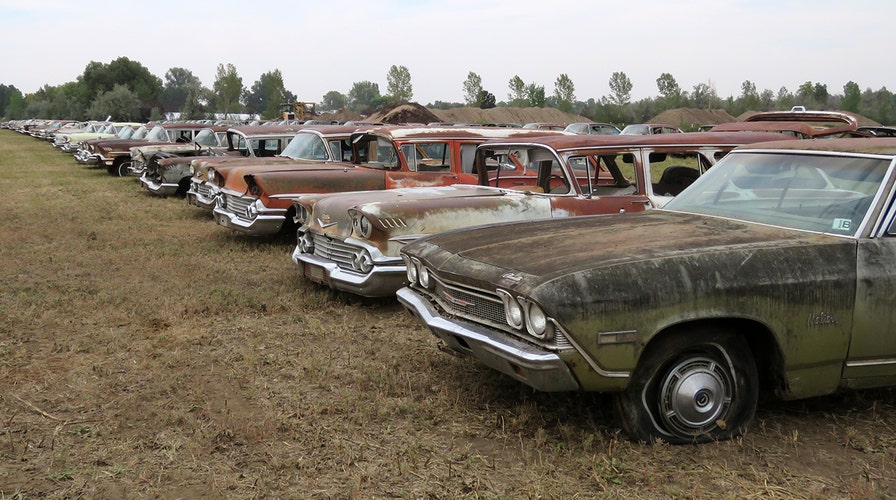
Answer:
xmin=397 ymin=137 xmax=896 ymax=443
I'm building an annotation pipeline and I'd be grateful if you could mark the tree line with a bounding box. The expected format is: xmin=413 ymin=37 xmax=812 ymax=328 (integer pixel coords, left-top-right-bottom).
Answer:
xmin=1 ymin=56 xmax=894 ymax=127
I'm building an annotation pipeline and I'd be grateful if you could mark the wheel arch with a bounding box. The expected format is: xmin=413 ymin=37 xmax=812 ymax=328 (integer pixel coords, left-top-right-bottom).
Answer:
xmin=643 ymin=317 xmax=787 ymax=401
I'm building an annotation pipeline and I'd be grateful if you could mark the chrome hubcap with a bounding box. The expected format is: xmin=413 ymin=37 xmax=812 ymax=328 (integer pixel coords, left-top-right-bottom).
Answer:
xmin=659 ymin=355 xmax=733 ymax=436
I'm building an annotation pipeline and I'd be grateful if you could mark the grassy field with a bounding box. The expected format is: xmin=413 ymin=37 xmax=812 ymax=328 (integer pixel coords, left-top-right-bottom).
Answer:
xmin=1 ymin=128 xmax=895 ymax=498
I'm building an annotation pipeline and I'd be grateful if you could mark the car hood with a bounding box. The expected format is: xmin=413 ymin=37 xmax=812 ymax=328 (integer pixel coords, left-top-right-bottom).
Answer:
xmin=411 ymin=210 xmax=853 ymax=283
xmin=306 ymin=185 xmax=522 ymax=239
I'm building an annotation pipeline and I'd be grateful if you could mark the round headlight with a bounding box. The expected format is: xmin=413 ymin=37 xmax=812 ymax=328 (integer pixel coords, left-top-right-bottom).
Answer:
xmin=355 ymin=214 xmax=373 ymax=238
xmin=525 ymin=302 xmax=554 ymax=339
xmin=419 ymin=265 xmax=431 ymax=289
xmin=402 ymin=255 xmax=415 ymax=283
xmin=353 ymin=249 xmax=373 ymax=273
xmin=498 ymin=290 xmax=523 ymax=329
xmin=295 ymin=204 xmax=310 ymax=225
xmin=407 ymin=257 xmax=420 ymax=284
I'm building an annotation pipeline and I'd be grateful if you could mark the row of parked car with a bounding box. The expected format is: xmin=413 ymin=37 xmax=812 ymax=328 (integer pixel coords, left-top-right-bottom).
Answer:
xmin=11 ymin=108 xmax=896 ymax=444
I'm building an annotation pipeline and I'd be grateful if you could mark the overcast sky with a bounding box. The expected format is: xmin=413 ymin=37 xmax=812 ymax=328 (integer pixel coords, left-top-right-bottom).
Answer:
xmin=1 ymin=0 xmax=891 ymax=106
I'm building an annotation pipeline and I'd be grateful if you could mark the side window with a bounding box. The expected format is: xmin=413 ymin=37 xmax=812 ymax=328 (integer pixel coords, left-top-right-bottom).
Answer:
xmin=328 ymin=139 xmax=347 ymax=161
xmin=460 ymin=143 xmax=477 ymax=173
xmin=404 ymin=142 xmax=451 ymax=172
xmin=648 ymin=151 xmax=701 ymax=197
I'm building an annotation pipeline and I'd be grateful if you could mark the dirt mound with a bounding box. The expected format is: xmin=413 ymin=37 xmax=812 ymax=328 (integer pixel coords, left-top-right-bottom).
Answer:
xmin=365 ymin=102 xmax=443 ymax=125
xmin=430 ymin=106 xmax=589 ymax=126
xmin=650 ymin=108 xmax=737 ymax=130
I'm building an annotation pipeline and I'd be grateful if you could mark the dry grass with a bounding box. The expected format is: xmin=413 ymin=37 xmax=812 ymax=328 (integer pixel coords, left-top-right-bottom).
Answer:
xmin=2 ymin=129 xmax=896 ymax=498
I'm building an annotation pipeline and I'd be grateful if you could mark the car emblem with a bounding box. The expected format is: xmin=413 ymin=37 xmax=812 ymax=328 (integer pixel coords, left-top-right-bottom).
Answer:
xmin=317 ymin=215 xmax=338 ymax=229
xmin=501 ymin=272 xmax=524 ymax=282
xmin=442 ymin=291 xmax=472 ymax=308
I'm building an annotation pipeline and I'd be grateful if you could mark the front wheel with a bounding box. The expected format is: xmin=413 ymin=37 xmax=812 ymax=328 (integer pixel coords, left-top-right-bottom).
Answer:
xmin=614 ymin=330 xmax=758 ymax=444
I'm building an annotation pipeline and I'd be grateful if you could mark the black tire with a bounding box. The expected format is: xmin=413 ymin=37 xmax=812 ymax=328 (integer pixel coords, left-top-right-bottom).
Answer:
xmin=109 ymin=157 xmax=128 ymax=177
xmin=614 ymin=329 xmax=758 ymax=444
xmin=116 ymin=160 xmax=131 ymax=177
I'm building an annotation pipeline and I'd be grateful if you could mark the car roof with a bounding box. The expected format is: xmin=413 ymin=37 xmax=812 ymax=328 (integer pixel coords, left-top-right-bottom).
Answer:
xmin=352 ymin=126 xmax=569 ymax=141
xmin=477 ymin=131 xmax=792 ymax=151
xmin=733 ymin=136 xmax=896 ymax=155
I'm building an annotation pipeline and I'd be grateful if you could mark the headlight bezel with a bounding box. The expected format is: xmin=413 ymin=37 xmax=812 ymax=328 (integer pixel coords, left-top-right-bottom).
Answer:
xmin=352 ymin=212 xmax=373 ymax=238
xmin=405 ymin=255 xmax=419 ymax=284
xmin=497 ymin=289 xmax=524 ymax=330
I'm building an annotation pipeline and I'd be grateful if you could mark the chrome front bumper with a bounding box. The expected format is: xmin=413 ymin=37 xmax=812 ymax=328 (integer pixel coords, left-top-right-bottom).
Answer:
xmin=396 ymin=287 xmax=580 ymax=392
xmin=212 ymin=207 xmax=285 ymax=236
xmin=292 ymin=247 xmax=407 ymax=297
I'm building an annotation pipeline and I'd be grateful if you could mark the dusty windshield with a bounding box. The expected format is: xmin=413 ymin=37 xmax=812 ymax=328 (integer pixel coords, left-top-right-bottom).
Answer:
xmin=145 ymin=126 xmax=169 ymax=142
xmin=281 ymin=133 xmax=331 ymax=161
xmin=193 ymin=129 xmax=221 ymax=147
xmin=664 ymin=151 xmax=891 ymax=237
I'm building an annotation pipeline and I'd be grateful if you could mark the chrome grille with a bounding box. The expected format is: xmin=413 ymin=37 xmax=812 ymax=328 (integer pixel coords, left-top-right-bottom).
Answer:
xmin=425 ymin=276 xmax=572 ymax=351
xmin=222 ymin=194 xmax=252 ymax=219
xmin=195 ymin=182 xmax=214 ymax=199
xmin=311 ymin=233 xmax=360 ymax=270
xmin=432 ymin=279 xmax=505 ymax=326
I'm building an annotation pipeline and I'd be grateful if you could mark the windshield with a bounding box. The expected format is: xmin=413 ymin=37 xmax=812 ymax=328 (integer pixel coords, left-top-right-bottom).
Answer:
xmin=130 ymin=126 xmax=148 ymax=140
xmin=145 ymin=126 xmax=168 ymax=142
xmin=281 ymin=133 xmax=331 ymax=161
xmin=664 ymin=151 xmax=891 ymax=237
xmin=193 ymin=128 xmax=220 ymax=147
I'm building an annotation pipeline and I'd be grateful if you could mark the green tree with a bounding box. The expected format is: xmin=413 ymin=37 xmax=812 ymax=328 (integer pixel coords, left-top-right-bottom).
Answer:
xmin=0 ymin=84 xmax=23 ymax=118
xmin=5 ymin=89 xmax=26 ymax=119
xmin=159 ymin=67 xmax=201 ymax=112
xmin=736 ymin=80 xmax=759 ymax=114
xmin=553 ymin=74 xmax=575 ymax=112
xmin=321 ymin=91 xmax=347 ymax=111
xmin=507 ymin=75 xmax=527 ymax=106
xmin=79 ymin=57 xmax=162 ymax=118
xmin=813 ymin=83 xmax=829 ymax=107
xmin=244 ymin=69 xmax=294 ymax=119
xmin=656 ymin=72 xmax=681 ymax=108
xmin=462 ymin=72 xmax=483 ymax=106
xmin=841 ymin=81 xmax=861 ymax=113
xmin=796 ymin=81 xmax=815 ymax=106
xmin=690 ymin=82 xmax=719 ymax=109
xmin=776 ymin=86 xmax=795 ymax=110
xmin=477 ymin=90 xmax=496 ymax=109
xmin=213 ymin=63 xmax=244 ymax=118
xmin=608 ymin=71 xmax=632 ymax=105
xmin=85 ymin=84 xmax=141 ymax=121
xmin=348 ymin=81 xmax=381 ymax=113
xmin=526 ymin=83 xmax=546 ymax=107
xmin=386 ymin=65 xmax=413 ymax=102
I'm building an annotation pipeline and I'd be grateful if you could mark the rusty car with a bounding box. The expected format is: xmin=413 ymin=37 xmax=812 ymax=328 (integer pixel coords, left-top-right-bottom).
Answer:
xmin=211 ymin=126 xmax=565 ymax=237
xmin=291 ymin=131 xmax=789 ymax=297
xmin=563 ymin=122 xmax=621 ymax=135
xmin=620 ymin=123 xmax=683 ymax=135
xmin=75 ymin=123 xmax=216 ymax=176
xmin=711 ymin=107 xmax=859 ymax=138
xmin=396 ymin=137 xmax=896 ymax=444
xmin=185 ymin=125 xmax=360 ymax=210
xmin=138 ymin=125 xmax=303 ymax=197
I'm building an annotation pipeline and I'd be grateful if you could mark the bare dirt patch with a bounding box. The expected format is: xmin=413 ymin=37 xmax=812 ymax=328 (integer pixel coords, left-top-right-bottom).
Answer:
xmin=1 ymin=130 xmax=895 ymax=498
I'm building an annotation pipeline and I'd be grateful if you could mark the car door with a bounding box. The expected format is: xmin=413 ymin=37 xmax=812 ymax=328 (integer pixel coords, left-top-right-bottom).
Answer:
xmin=843 ymin=234 xmax=896 ymax=384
